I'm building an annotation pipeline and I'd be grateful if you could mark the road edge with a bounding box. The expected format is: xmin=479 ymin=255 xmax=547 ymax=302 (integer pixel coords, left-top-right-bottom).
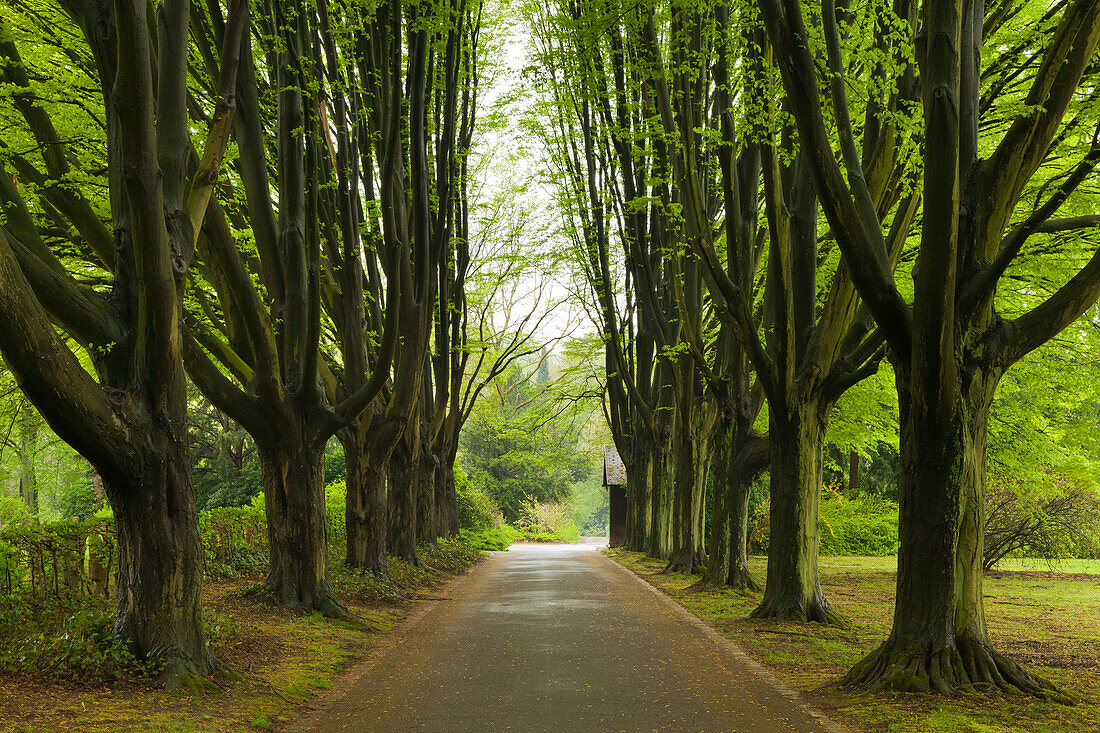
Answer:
xmin=283 ymin=551 xmax=502 ymax=733
xmin=599 ymin=549 xmax=850 ymax=733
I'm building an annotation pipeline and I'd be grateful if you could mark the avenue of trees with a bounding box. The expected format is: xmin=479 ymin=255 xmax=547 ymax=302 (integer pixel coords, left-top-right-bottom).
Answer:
xmin=1 ymin=0 xmax=1099 ymax=701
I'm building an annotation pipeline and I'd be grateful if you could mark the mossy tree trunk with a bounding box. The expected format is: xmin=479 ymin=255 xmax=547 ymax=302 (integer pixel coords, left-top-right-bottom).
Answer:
xmin=260 ymin=431 xmax=350 ymax=619
xmin=701 ymin=414 xmax=766 ymax=590
xmin=388 ymin=439 xmax=421 ymax=565
xmin=751 ymin=398 xmax=839 ymax=622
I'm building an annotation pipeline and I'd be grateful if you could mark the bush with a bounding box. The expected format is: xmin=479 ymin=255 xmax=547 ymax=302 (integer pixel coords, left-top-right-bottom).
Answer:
xmin=819 ymin=490 xmax=899 ymax=556
xmin=53 ymin=479 xmax=100 ymax=521
xmin=325 ymin=480 xmax=347 ymax=543
xmin=459 ymin=525 xmax=521 ymax=550
xmin=984 ymin=479 xmax=1100 ymax=568
xmin=0 ymin=594 xmax=163 ymax=682
xmin=515 ymin=497 xmax=581 ymax=543
xmin=197 ymin=469 xmax=263 ymax=511
xmin=324 ymin=446 xmax=347 ymax=485
xmin=455 ymin=467 xmax=499 ymax=531
xmin=0 ymin=495 xmax=32 ymax=527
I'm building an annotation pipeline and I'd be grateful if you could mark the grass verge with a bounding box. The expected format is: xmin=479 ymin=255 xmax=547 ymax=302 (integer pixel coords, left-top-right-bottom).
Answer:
xmin=604 ymin=550 xmax=1100 ymax=733
xmin=0 ymin=539 xmax=484 ymax=732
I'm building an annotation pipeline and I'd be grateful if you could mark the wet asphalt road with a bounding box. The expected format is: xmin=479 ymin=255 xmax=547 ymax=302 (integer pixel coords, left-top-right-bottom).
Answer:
xmin=297 ymin=540 xmax=832 ymax=732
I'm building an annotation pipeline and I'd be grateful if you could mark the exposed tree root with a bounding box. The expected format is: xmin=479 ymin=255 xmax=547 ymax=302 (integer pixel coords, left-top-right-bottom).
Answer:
xmin=691 ymin=563 xmax=759 ymax=593
xmin=160 ymin=652 xmax=222 ymax=691
xmin=841 ymin=635 xmax=1071 ymax=701
xmin=749 ymin=593 xmax=844 ymax=624
xmin=662 ymin=547 xmax=707 ymax=575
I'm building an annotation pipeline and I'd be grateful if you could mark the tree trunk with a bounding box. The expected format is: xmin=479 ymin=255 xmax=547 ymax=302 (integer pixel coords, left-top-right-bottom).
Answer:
xmin=665 ymin=409 xmax=710 ymax=573
xmin=387 ymin=440 xmax=421 ymax=565
xmin=625 ymin=445 xmax=651 ymax=551
xmin=260 ymin=437 xmax=349 ymax=618
xmin=843 ymin=371 xmax=1053 ymax=695
xmin=17 ymin=412 xmax=37 ymax=515
xmin=849 ymin=450 xmax=859 ymax=495
xmin=436 ymin=460 xmax=458 ymax=538
xmin=752 ymin=399 xmax=838 ymax=622
xmin=415 ymin=447 xmax=437 ymax=546
xmin=105 ymin=453 xmax=217 ymax=687
xmin=647 ymin=439 xmax=674 ymax=560
xmin=701 ymin=420 xmax=760 ymax=590
xmin=343 ymin=419 xmax=389 ymax=576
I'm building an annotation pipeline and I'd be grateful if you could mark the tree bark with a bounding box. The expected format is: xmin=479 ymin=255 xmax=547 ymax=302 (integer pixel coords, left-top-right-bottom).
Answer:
xmin=415 ymin=445 xmax=437 ymax=546
xmin=17 ymin=410 xmax=37 ymax=514
xmin=700 ymin=419 xmax=762 ymax=590
xmin=105 ymin=446 xmax=217 ymax=687
xmin=665 ymin=402 xmax=711 ymax=573
xmin=625 ymin=445 xmax=652 ymax=552
xmin=387 ymin=440 xmax=421 ymax=565
xmin=259 ymin=437 xmax=350 ymax=619
xmin=343 ymin=419 xmax=389 ymax=576
xmin=646 ymin=438 xmax=674 ymax=560
xmin=752 ymin=398 xmax=839 ymax=622
xmin=435 ymin=459 xmax=458 ymax=538
xmin=843 ymin=369 xmax=1054 ymax=695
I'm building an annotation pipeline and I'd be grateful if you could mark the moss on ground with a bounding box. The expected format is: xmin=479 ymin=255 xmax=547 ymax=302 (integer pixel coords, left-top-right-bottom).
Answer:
xmin=606 ymin=549 xmax=1100 ymax=733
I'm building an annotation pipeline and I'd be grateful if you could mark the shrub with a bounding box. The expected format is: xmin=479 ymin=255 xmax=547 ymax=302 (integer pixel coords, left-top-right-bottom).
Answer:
xmin=515 ymin=496 xmax=581 ymax=543
xmin=0 ymin=496 xmax=32 ymax=527
xmin=324 ymin=446 xmax=347 ymax=485
xmin=984 ymin=479 xmax=1100 ymax=568
xmin=325 ymin=481 xmax=347 ymax=543
xmin=819 ymin=489 xmax=899 ymax=556
xmin=459 ymin=525 xmax=521 ymax=551
xmin=197 ymin=469 xmax=263 ymax=511
xmin=455 ymin=467 xmax=500 ymax=531
xmin=0 ymin=594 xmax=163 ymax=682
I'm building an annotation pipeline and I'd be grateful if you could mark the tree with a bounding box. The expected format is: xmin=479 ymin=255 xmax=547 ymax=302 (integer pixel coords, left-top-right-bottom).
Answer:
xmin=759 ymin=0 xmax=1100 ymax=693
xmin=0 ymin=0 xmax=247 ymax=683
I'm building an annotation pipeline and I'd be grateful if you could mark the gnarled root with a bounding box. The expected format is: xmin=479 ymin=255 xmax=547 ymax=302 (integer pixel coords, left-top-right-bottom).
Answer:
xmin=690 ymin=564 xmax=760 ymax=593
xmin=749 ymin=593 xmax=843 ymax=624
xmin=841 ymin=636 xmax=1068 ymax=700
xmin=662 ymin=547 xmax=707 ymax=575
xmin=160 ymin=650 xmax=223 ymax=691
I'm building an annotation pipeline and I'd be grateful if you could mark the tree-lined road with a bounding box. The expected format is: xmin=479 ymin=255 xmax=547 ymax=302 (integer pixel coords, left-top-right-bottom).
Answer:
xmin=297 ymin=542 xmax=833 ymax=732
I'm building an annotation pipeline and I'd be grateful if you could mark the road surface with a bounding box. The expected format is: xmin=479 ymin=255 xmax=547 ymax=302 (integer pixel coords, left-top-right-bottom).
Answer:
xmin=295 ymin=540 xmax=836 ymax=732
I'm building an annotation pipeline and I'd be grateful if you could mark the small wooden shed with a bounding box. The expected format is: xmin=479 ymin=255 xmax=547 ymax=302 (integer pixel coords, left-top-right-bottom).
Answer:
xmin=603 ymin=445 xmax=627 ymax=547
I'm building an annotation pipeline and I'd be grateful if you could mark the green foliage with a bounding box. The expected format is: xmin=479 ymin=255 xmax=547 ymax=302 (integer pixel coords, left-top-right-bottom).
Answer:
xmin=0 ymin=594 xmax=164 ymax=682
xmin=454 ymin=466 xmax=500 ymax=531
xmin=0 ymin=495 xmax=32 ymax=527
xmin=325 ymin=481 xmax=347 ymax=543
xmin=324 ymin=445 xmax=347 ymax=486
xmin=818 ymin=489 xmax=900 ymax=557
xmin=459 ymin=525 xmax=521 ymax=551
xmin=515 ymin=496 xmax=581 ymax=543
xmin=53 ymin=478 xmax=101 ymax=521
xmin=196 ymin=469 xmax=263 ymax=512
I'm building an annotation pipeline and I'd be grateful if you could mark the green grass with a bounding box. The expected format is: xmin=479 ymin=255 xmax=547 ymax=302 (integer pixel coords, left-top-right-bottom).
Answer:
xmin=606 ymin=550 xmax=1100 ymax=732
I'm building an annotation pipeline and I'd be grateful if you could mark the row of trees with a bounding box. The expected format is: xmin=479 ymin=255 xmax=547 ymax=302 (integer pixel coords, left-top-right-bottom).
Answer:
xmin=529 ymin=0 xmax=1100 ymax=695
xmin=0 ymin=0 xmax=558 ymax=685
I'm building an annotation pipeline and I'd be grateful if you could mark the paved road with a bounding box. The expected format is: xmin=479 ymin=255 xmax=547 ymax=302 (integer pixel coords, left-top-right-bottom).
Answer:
xmin=297 ymin=540 xmax=833 ymax=732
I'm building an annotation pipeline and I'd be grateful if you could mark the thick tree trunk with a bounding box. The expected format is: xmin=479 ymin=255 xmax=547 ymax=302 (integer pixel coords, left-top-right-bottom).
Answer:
xmin=701 ymin=420 xmax=760 ymax=590
xmin=105 ymin=452 xmax=217 ymax=687
xmin=625 ymin=445 xmax=651 ymax=551
xmin=415 ymin=448 xmax=437 ymax=546
xmin=387 ymin=440 xmax=421 ymax=565
xmin=665 ymin=413 xmax=710 ymax=573
xmin=843 ymin=372 xmax=1053 ymax=695
xmin=436 ymin=460 xmax=458 ymax=538
xmin=647 ymin=439 xmax=674 ymax=560
xmin=752 ymin=399 xmax=838 ymax=622
xmin=260 ymin=438 xmax=349 ymax=618
xmin=343 ymin=420 xmax=389 ymax=576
